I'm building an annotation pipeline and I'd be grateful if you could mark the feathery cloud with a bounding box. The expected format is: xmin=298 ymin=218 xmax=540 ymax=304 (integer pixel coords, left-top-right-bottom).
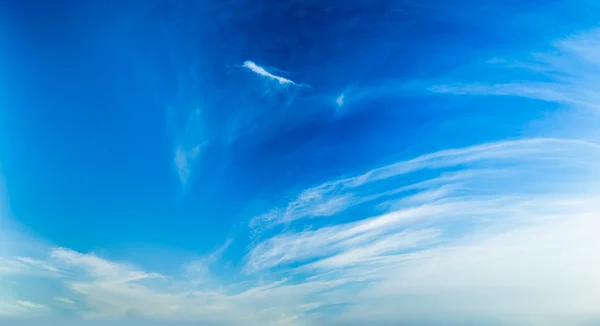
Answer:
xmin=250 ymin=137 xmax=598 ymax=228
xmin=174 ymin=144 xmax=202 ymax=185
xmin=55 ymin=297 xmax=75 ymax=305
xmin=243 ymin=61 xmax=309 ymax=88
xmin=0 ymin=300 xmax=49 ymax=317
xmin=429 ymin=29 xmax=600 ymax=112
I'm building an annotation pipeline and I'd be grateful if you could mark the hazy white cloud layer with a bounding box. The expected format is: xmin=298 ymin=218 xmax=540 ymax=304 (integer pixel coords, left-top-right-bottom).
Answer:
xmin=3 ymin=21 xmax=600 ymax=326
xmin=2 ymin=134 xmax=599 ymax=325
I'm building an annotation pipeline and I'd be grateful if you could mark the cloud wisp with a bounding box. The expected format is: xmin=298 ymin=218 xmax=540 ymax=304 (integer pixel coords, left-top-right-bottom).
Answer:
xmin=242 ymin=61 xmax=310 ymax=88
xmin=245 ymin=137 xmax=600 ymax=270
xmin=429 ymin=29 xmax=600 ymax=112
xmin=249 ymin=137 xmax=598 ymax=228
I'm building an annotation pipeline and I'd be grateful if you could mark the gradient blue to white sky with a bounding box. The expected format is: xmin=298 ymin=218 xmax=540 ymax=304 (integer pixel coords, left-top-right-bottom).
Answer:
xmin=2 ymin=0 xmax=600 ymax=325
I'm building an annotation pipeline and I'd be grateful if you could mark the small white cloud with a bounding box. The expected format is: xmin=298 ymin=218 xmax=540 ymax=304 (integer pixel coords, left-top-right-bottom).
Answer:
xmin=175 ymin=144 xmax=203 ymax=185
xmin=15 ymin=300 xmax=48 ymax=310
xmin=55 ymin=297 xmax=75 ymax=305
xmin=50 ymin=248 xmax=164 ymax=283
xmin=0 ymin=299 xmax=50 ymax=317
xmin=185 ymin=238 xmax=232 ymax=278
xmin=16 ymin=256 xmax=61 ymax=274
xmin=242 ymin=61 xmax=309 ymax=88
xmin=335 ymin=94 xmax=345 ymax=107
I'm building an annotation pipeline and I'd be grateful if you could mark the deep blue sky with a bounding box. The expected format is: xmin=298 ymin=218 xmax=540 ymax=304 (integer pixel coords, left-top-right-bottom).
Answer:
xmin=1 ymin=1 xmax=600 ymax=325
xmin=1 ymin=0 xmax=586 ymax=251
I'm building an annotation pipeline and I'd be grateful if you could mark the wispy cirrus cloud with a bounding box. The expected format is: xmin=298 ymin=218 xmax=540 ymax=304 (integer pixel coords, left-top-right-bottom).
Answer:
xmin=429 ymin=29 xmax=600 ymax=112
xmin=174 ymin=144 xmax=203 ymax=185
xmin=242 ymin=61 xmax=309 ymax=88
xmin=246 ymin=137 xmax=600 ymax=267
xmin=242 ymin=27 xmax=600 ymax=325
xmin=169 ymin=106 xmax=207 ymax=187
xmin=2 ymin=134 xmax=599 ymax=325
xmin=49 ymin=248 xmax=165 ymax=283
xmin=1 ymin=246 xmax=339 ymax=325
xmin=185 ymin=238 xmax=232 ymax=279
xmin=0 ymin=299 xmax=49 ymax=317
xmin=54 ymin=297 xmax=75 ymax=306
xmin=250 ymin=137 xmax=598 ymax=228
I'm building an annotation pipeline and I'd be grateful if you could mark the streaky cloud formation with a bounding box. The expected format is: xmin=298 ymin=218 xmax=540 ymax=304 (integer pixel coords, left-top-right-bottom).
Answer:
xmin=2 ymin=135 xmax=599 ymax=325
xmin=249 ymin=137 xmax=597 ymax=228
xmin=246 ymin=137 xmax=600 ymax=272
xmin=429 ymin=29 xmax=600 ymax=112
xmin=0 ymin=300 xmax=48 ymax=317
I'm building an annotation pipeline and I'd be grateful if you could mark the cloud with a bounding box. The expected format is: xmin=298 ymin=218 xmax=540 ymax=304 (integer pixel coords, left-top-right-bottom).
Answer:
xmin=0 ymin=300 xmax=49 ymax=317
xmin=174 ymin=144 xmax=202 ymax=185
xmin=55 ymin=297 xmax=75 ymax=305
xmin=242 ymin=61 xmax=309 ymax=88
xmin=0 ymin=256 xmax=62 ymax=277
xmin=250 ymin=137 xmax=599 ymax=228
xmin=15 ymin=301 xmax=48 ymax=310
xmin=242 ymin=137 xmax=600 ymax=325
xmin=171 ymin=108 xmax=209 ymax=186
xmin=185 ymin=238 xmax=232 ymax=278
xmin=15 ymin=257 xmax=61 ymax=274
xmin=50 ymin=248 xmax=164 ymax=283
xmin=429 ymin=29 xmax=600 ymax=112
xmin=335 ymin=94 xmax=344 ymax=107
xmin=0 ymin=246 xmax=330 ymax=325
xmin=334 ymin=208 xmax=600 ymax=325
xmin=2 ymin=135 xmax=599 ymax=325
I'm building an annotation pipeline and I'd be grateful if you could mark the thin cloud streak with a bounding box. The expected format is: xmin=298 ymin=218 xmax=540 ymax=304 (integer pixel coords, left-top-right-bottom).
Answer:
xmin=429 ymin=29 xmax=600 ymax=112
xmin=243 ymin=61 xmax=309 ymax=88
xmin=250 ymin=137 xmax=599 ymax=227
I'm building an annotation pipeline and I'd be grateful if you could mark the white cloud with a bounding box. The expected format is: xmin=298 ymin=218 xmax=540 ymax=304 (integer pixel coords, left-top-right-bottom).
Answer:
xmin=0 ymin=256 xmax=62 ymax=277
xmin=55 ymin=297 xmax=75 ymax=305
xmin=0 ymin=300 xmax=49 ymax=317
xmin=15 ymin=257 xmax=61 ymax=274
xmin=15 ymin=300 xmax=48 ymax=310
xmin=2 ymin=135 xmax=599 ymax=325
xmin=429 ymin=29 xmax=600 ymax=112
xmin=250 ymin=137 xmax=599 ymax=227
xmin=335 ymin=94 xmax=344 ymax=107
xmin=50 ymin=248 xmax=164 ymax=283
xmin=170 ymin=106 xmax=206 ymax=186
xmin=335 ymin=208 xmax=600 ymax=325
xmin=185 ymin=238 xmax=232 ymax=278
xmin=244 ymin=136 xmax=600 ymax=324
xmin=174 ymin=144 xmax=202 ymax=185
xmin=243 ymin=61 xmax=309 ymax=88
xmin=0 ymin=246 xmax=324 ymax=325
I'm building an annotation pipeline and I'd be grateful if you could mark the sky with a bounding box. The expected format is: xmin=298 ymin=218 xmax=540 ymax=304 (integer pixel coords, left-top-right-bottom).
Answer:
xmin=1 ymin=0 xmax=600 ymax=325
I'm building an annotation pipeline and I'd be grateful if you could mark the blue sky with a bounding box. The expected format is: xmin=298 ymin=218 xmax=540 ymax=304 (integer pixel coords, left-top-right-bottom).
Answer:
xmin=1 ymin=0 xmax=600 ymax=325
